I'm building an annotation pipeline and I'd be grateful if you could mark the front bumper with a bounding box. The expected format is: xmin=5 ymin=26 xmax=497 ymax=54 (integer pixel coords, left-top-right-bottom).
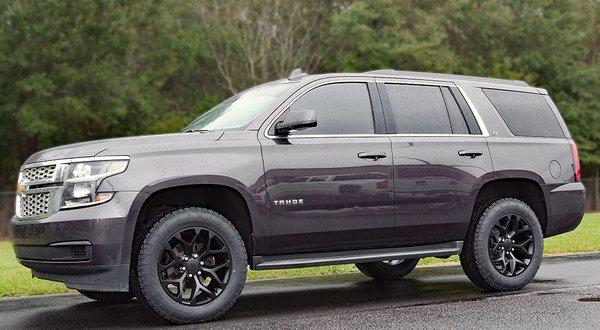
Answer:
xmin=11 ymin=191 xmax=138 ymax=292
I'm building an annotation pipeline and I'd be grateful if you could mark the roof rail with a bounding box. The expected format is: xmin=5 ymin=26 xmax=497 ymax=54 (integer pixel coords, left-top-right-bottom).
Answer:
xmin=365 ymin=69 xmax=529 ymax=87
xmin=287 ymin=68 xmax=308 ymax=80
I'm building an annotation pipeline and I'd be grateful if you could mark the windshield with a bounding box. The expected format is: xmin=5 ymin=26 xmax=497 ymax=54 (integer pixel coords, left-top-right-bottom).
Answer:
xmin=182 ymin=82 xmax=297 ymax=132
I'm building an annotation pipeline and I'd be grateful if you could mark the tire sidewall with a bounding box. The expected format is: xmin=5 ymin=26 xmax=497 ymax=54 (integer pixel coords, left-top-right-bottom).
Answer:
xmin=475 ymin=200 xmax=543 ymax=290
xmin=138 ymin=209 xmax=247 ymax=323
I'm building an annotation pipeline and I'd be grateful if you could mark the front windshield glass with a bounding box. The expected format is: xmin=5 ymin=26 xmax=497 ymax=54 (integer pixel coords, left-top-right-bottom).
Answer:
xmin=182 ymin=82 xmax=297 ymax=132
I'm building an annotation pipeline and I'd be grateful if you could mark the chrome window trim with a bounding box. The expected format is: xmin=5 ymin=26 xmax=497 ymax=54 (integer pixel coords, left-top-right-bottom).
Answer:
xmin=263 ymin=78 xmax=489 ymax=139
xmin=456 ymin=86 xmax=489 ymax=136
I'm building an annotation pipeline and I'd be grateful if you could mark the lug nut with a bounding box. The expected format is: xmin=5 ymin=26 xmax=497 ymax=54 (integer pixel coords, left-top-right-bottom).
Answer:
xmin=182 ymin=256 xmax=189 ymax=262
xmin=181 ymin=266 xmax=186 ymax=271
xmin=197 ymin=271 xmax=201 ymax=275
xmin=192 ymin=254 xmax=199 ymax=259
xmin=200 ymin=261 xmax=204 ymax=266
xmin=188 ymin=274 xmax=193 ymax=278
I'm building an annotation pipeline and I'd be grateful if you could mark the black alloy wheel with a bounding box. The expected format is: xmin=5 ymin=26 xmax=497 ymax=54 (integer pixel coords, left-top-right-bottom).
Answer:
xmin=488 ymin=214 xmax=534 ymax=277
xmin=460 ymin=198 xmax=543 ymax=292
xmin=158 ymin=227 xmax=232 ymax=306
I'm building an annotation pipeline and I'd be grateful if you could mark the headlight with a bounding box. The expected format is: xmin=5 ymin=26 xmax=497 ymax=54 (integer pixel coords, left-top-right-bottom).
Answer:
xmin=61 ymin=159 xmax=128 ymax=208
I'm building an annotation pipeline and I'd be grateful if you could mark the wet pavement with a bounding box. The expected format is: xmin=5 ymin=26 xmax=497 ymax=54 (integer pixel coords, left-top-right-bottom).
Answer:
xmin=1 ymin=253 xmax=600 ymax=328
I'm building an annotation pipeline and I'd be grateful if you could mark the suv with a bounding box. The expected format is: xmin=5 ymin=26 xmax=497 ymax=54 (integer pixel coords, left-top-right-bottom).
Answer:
xmin=11 ymin=70 xmax=585 ymax=324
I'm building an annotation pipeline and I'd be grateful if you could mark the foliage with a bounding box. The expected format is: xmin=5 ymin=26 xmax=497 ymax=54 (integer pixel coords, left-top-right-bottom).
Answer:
xmin=0 ymin=0 xmax=598 ymax=188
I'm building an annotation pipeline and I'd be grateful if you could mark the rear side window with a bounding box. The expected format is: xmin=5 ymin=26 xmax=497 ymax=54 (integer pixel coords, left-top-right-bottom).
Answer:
xmin=482 ymin=88 xmax=564 ymax=138
xmin=286 ymin=83 xmax=374 ymax=135
xmin=441 ymin=88 xmax=469 ymax=134
xmin=386 ymin=84 xmax=452 ymax=134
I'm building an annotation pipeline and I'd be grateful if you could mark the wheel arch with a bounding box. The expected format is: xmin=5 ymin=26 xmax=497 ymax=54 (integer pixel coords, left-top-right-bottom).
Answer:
xmin=472 ymin=173 xmax=548 ymax=235
xmin=121 ymin=176 xmax=265 ymax=274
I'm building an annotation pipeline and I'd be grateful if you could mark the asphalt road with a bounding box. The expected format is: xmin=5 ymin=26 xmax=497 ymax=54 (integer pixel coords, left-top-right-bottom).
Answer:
xmin=2 ymin=253 xmax=600 ymax=329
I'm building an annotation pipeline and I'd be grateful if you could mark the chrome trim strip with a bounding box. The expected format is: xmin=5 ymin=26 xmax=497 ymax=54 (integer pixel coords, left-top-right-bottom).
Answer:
xmin=253 ymin=241 xmax=463 ymax=270
xmin=456 ymin=85 xmax=489 ymax=136
xmin=263 ymin=79 xmax=489 ymax=139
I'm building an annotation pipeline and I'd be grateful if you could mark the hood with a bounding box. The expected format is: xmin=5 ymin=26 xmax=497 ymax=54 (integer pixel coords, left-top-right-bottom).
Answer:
xmin=24 ymin=131 xmax=224 ymax=164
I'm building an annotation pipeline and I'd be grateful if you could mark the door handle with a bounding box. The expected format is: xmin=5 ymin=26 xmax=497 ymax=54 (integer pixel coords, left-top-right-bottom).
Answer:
xmin=358 ymin=152 xmax=387 ymax=161
xmin=458 ymin=150 xmax=483 ymax=159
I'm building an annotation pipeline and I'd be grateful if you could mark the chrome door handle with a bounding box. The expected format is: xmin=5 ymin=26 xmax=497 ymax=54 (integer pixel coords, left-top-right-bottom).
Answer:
xmin=358 ymin=152 xmax=387 ymax=161
xmin=458 ymin=150 xmax=483 ymax=158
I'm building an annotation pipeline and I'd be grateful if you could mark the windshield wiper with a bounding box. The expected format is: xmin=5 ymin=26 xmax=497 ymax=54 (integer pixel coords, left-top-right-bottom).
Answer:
xmin=183 ymin=129 xmax=211 ymax=133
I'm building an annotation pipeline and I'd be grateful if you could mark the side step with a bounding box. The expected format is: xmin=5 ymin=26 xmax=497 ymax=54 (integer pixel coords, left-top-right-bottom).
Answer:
xmin=252 ymin=241 xmax=463 ymax=270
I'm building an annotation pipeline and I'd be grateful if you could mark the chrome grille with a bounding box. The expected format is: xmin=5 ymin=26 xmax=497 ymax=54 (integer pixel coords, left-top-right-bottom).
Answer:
xmin=21 ymin=165 xmax=56 ymax=182
xmin=19 ymin=192 xmax=51 ymax=217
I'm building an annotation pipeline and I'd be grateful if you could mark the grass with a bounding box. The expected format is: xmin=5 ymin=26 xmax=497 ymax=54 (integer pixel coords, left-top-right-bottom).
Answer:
xmin=1 ymin=213 xmax=598 ymax=298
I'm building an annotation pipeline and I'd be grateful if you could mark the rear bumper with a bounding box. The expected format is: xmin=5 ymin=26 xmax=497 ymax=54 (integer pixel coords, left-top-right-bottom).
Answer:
xmin=10 ymin=191 xmax=138 ymax=292
xmin=545 ymin=182 xmax=586 ymax=237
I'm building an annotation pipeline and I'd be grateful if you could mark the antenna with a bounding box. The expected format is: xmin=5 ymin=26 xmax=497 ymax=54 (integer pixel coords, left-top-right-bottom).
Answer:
xmin=286 ymin=68 xmax=307 ymax=80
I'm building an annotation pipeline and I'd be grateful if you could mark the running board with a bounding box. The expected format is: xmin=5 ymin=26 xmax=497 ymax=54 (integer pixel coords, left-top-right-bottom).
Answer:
xmin=252 ymin=241 xmax=463 ymax=270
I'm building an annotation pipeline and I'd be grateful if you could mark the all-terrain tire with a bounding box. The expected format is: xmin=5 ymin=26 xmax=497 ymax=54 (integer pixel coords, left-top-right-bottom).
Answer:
xmin=135 ymin=207 xmax=247 ymax=324
xmin=460 ymin=198 xmax=543 ymax=291
xmin=355 ymin=259 xmax=420 ymax=280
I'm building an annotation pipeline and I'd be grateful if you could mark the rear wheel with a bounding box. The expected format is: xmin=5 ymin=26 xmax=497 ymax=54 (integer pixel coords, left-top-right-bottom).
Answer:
xmin=355 ymin=258 xmax=419 ymax=280
xmin=135 ymin=207 xmax=247 ymax=324
xmin=460 ymin=198 xmax=543 ymax=291
xmin=78 ymin=290 xmax=134 ymax=304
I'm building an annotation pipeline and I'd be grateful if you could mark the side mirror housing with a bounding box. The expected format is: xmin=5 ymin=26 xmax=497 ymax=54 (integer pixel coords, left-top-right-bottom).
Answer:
xmin=274 ymin=110 xmax=317 ymax=136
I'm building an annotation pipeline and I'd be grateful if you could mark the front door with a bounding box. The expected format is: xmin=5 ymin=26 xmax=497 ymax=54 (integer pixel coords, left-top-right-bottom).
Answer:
xmin=259 ymin=81 xmax=395 ymax=254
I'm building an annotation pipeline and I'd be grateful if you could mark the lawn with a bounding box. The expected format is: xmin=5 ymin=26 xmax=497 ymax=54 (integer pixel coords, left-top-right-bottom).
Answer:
xmin=1 ymin=213 xmax=598 ymax=298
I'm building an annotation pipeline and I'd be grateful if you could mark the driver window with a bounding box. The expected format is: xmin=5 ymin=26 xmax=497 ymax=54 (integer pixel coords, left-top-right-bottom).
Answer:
xmin=287 ymin=83 xmax=375 ymax=135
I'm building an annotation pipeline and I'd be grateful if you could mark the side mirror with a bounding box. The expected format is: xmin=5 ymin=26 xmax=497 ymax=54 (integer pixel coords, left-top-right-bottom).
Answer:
xmin=274 ymin=110 xmax=317 ymax=136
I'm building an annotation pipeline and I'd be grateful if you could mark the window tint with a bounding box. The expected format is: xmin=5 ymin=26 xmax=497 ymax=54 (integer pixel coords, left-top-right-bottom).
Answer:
xmin=386 ymin=84 xmax=451 ymax=134
xmin=482 ymin=88 xmax=564 ymax=138
xmin=441 ymin=87 xmax=469 ymax=134
xmin=286 ymin=83 xmax=374 ymax=135
xmin=450 ymin=87 xmax=481 ymax=134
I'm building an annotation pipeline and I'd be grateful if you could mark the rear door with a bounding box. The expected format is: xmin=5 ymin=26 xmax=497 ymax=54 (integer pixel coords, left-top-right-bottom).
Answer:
xmin=377 ymin=79 xmax=494 ymax=246
xmin=259 ymin=79 xmax=395 ymax=254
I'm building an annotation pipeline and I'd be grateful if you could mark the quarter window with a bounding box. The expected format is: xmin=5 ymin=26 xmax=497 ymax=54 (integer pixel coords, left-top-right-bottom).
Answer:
xmin=285 ymin=83 xmax=375 ymax=135
xmin=482 ymin=88 xmax=564 ymax=138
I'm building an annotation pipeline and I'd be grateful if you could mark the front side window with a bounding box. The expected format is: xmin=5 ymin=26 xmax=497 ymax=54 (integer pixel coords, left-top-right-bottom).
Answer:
xmin=283 ymin=83 xmax=375 ymax=135
xmin=183 ymin=82 xmax=297 ymax=132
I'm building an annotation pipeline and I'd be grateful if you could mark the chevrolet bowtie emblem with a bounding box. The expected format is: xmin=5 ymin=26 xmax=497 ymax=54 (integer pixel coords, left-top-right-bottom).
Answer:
xmin=16 ymin=183 xmax=27 ymax=195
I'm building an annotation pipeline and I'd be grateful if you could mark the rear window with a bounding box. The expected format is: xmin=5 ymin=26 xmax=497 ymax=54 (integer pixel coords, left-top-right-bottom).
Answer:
xmin=482 ymin=89 xmax=564 ymax=138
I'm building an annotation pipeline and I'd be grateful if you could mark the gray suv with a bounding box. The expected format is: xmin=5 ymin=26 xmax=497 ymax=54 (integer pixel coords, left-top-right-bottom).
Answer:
xmin=11 ymin=70 xmax=586 ymax=324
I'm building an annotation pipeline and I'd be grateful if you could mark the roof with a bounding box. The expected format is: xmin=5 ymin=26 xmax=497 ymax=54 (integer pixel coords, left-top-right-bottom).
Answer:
xmin=364 ymin=69 xmax=529 ymax=87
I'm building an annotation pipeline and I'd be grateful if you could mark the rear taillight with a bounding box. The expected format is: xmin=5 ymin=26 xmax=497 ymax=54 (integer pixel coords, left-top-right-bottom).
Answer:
xmin=570 ymin=140 xmax=581 ymax=182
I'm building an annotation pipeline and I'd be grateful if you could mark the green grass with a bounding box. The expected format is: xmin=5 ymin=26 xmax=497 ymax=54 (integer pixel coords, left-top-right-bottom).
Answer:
xmin=1 ymin=213 xmax=599 ymax=298
xmin=0 ymin=241 xmax=69 ymax=298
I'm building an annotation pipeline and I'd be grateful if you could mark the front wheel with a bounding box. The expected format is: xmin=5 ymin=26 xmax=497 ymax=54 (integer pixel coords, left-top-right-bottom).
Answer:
xmin=355 ymin=259 xmax=419 ymax=280
xmin=460 ymin=198 xmax=543 ymax=291
xmin=135 ymin=207 xmax=247 ymax=324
